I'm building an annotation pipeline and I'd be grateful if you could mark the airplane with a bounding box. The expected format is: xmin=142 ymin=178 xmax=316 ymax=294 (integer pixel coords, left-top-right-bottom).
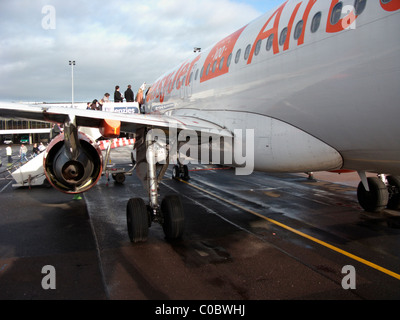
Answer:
xmin=0 ymin=0 xmax=399 ymax=243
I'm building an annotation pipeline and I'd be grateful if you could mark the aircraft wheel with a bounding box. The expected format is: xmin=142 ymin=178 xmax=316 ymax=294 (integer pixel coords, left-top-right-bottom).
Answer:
xmin=172 ymin=165 xmax=180 ymax=180
xmin=127 ymin=198 xmax=149 ymax=242
xmin=357 ymin=177 xmax=389 ymax=213
xmin=161 ymin=195 xmax=184 ymax=239
xmin=182 ymin=165 xmax=190 ymax=180
xmin=172 ymin=165 xmax=190 ymax=180
xmin=113 ymin=172 xmax=125 ymax=184
xmin=386 ymin=175 xmax=400 ymax=210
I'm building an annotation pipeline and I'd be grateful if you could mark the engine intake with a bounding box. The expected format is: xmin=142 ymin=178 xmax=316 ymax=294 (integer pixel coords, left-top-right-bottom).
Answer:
xmin=43 ymin=132 xmax=103 ymax=194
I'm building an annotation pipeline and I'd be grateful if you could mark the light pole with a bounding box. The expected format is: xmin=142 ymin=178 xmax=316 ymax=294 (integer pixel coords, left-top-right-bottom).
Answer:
xmin=69 ymin=60 xmax=75 ymax=107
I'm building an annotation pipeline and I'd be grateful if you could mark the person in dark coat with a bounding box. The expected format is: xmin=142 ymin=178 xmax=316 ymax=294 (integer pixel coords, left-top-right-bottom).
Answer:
xmin=114 ymin=85 xmax=123 ymax=102
xmin=124 ymin=85 xmax=134 ymax=102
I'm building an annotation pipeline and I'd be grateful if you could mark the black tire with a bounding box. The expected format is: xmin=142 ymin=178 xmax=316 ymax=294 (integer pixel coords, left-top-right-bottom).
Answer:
xmin=114 ymin=173 xmax=125 ymax=184
xmin=172 ymin=165 xmax=180 ymax=180
xmin=357 ymin=177 xmax=389 ymax=213
xmin=182 ymin=165 xmax=190 ymax=180
xmin=161 ymin=195 xmax=184 ymax=239
xmin=42 ymin=177 xmax=51 ymax=188
xmin=126 ymin=198 xmax=149 ymax=242
xmin=386 ymin=175 xmax=400 ymax=210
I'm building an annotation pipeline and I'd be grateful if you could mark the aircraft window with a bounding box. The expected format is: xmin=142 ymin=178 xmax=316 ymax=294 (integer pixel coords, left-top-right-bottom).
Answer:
xmin=189 ymin=72 xmax=193 ymax=84
xmin=279 ymin=27 xmax=287 ymax=46
xmin=205 ymin=63 xmax=210 ymax=75
xmin=235 ymin=49 xmax=241 ymax=64
xmin=354 ymin=0 xmax=367 ymax=15
xmin=294 ymin=20 xmax=303 ymax=40
xmin=227 ymin=53 xmax=232 ymax=68
xmin=219 ymin=57 xmax=224 ymax=70
xmin=182 ymin=76 xmax=186 ymax=86
xmin=200 ymin=66 xmax=204 ymax=79
xmin=244 ymin=44 xmax=251 ymax=60
xmin=266 ymin=34 xmax=274 ymax=51
xmin=255 ymin=39 xmax=262 ymax=56
xmin=212 ymin=60 xmax=218 ymax=73
xmin=330 ymin=2 xmax=343 ymax=25
xmin=381 ymin=0 xmax=392 ymax=3
xmin=311 ymin=12 xmax=322 ymax=33
xmin=195 ymin=69 xmax=199 ymax=81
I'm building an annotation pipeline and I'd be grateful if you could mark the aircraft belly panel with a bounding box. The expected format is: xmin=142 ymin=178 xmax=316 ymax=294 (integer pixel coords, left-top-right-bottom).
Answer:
xmin=255 ymin=118 xmax=343 ymax=172
xmin=172 ymin=109 xmax=343 ymax=173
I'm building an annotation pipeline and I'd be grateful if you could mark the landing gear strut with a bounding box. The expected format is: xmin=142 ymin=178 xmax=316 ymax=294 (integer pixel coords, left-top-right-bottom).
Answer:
xmin=357 ymin=173 xmax=400 ymax=213
xmin=126 ymin=128 xmax=185 ymax=243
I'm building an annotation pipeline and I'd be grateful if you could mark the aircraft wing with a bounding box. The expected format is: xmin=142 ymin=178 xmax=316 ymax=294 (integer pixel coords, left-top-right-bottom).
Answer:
xmin=0 ymin=102 xmax=233 ymax=138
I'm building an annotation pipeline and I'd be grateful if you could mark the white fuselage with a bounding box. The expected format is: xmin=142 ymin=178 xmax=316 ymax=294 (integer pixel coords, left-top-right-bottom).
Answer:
xmin=145 ymin=0 xmax=400 ymax=175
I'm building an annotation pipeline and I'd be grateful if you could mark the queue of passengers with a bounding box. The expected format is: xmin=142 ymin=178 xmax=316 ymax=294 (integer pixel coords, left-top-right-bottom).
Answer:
xmin=86 ymin=85 xmax=136 ymax=110
xmin=87 ymin=84 xmax=147 ymax=113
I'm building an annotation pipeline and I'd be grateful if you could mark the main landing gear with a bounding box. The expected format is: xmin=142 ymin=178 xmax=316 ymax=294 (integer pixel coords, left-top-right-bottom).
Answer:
xmin=172 ymin=163 xmax=190 ymax=181
xmin=126 ymin=194 xmax=185 ymax=242
xmin=126 ymin=128 xmax=185 ymax=243
xmin=357 ymin=172 xmax=400 ymax=213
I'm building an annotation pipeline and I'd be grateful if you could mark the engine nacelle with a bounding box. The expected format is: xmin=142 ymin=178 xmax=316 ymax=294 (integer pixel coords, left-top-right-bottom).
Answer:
xmin=43 ymin=132 xmax=103 ymax=194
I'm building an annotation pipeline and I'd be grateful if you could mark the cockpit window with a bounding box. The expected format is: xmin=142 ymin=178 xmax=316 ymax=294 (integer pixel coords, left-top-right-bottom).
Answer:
xmin=205 ymin=63 xmax=210 ymax=76
xmin=212 ymin=60 xmax=217 ymax=73
xmin=219 ymin=57 xmax=224 ymax=70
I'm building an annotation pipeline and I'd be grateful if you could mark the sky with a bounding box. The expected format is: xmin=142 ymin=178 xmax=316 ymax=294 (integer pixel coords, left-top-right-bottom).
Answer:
xmin=0 ymin=0 xmax=283 ymax=103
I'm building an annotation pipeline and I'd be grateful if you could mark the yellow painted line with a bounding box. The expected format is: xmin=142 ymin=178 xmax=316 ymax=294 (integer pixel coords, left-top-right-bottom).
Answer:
xmin=181 ymin=179 xmax=400 ymax=281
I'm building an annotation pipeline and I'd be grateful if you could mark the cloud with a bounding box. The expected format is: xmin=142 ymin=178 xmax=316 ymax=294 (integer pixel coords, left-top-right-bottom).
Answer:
xmin=0 ymin=0 xmax=264 ymax=102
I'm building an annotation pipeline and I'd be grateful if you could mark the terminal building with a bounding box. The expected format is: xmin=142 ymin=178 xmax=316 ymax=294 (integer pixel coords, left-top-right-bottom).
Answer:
xmin=0 ymin=118 xmax=52 ymax=145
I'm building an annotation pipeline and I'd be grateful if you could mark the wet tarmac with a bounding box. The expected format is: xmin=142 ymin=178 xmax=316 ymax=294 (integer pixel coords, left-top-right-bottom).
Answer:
xmin=0 ymin=146 xmax=399 ymax=302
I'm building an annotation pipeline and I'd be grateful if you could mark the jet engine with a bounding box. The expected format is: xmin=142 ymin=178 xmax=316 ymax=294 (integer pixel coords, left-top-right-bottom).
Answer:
xmin=43 ymin=132 xmax=103 ymax=194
